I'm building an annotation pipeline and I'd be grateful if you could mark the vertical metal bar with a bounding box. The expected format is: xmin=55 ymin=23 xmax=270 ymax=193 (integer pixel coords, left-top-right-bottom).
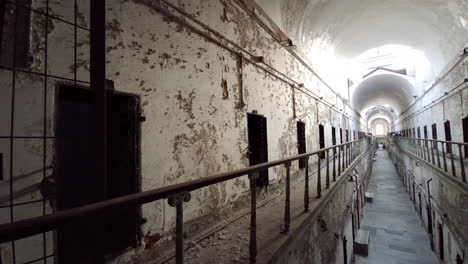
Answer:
xmin=458 ymin=145 xmax=466 ymax=183
xmin=435 ymin=141 xmax=441 ymax=168
xmin=423 ymin=139 xmax=427 ymax=161
xmin=442 ymin=142 xmax=447 ymax=172
xmin=90 ymin=1 xmax=106 ymax=261
xmin=9 ymin=2 xmax=20 ymax=262
xmin=175 ymin=201 xmax=184 ymax=264
xmin=341 ymin=143 xmax=345 ymax=170
xmin=326 ymin=149 xmax=330 ymax=188
xmin=431 ymin=141 xmax=435 ymax=165
xmin=91 ymin=0 xmax=107 ymax=192
xmin=317 ymin=155 xmax=321 ymax=198
xmin=42 ymin=0 xmax=52 ymax=259
xmin=304 ymin=158 xmax=309 ymax=212
xmin=283 ymin=162 xmax=291 ymax=232
xmin=338 ymin=145 xmax=341 ymax=176
xmin=249 ymin=174 xmax=257 ymax=263
xmin=344 ymin=145 xmax=347 ymax=169
xmin=332 ymin=147 xmax=336 ymax=181
xmin=450 ymin=143 xmax=456 ymax=177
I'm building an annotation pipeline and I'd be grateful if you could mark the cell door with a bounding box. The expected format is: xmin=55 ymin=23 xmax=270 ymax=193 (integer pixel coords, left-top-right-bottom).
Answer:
xmin=424 ymin=125 xmax=428 ymax=146
xmin=418 ymin=192 xmax=422 ymax=216
xmin=444 ymin=121 xmax=452 ymax=153
xmin=432 ymin=123 xmax=438 ymax=140
xmin=297 ymin=122 xmax=307 ymax=168
xmin=439 ymin=223 xmax=444 ymax=260
xmin=56 ymin=86 xmax=141 ymax=263
xmin=417 ymin=127 xmax=421 ymax=138
xmin=248 ymin=114 xmax=268 ymax=187
xmin=319 ymin=124 xmax=325 ymax=159
xmin=427 ymin=206 xmax=433 ymax=248
xmin=463 ymin=117 xmax=468 ymax=157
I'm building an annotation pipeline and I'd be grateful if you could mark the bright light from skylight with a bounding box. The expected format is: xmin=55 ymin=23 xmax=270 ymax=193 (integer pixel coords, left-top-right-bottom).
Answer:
xmin=376 ymin=124 xmax=384 ymax=135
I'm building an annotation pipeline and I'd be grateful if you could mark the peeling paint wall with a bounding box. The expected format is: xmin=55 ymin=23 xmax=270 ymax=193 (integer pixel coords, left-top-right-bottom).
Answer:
xmin=0 ymin=0 xmax=367 ymax=263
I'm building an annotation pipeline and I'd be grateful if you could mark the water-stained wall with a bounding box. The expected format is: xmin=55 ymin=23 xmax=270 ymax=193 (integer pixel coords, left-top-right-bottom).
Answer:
xmin=0 ymin=0 xmax=367 ymax=263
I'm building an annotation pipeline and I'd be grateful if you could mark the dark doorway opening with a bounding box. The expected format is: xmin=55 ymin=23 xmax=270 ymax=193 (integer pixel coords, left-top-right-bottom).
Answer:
xmin=55 ymin=85 xmax=142 ymax=263
xmin=438 ymin=223 xmax=444 ymax=260
xmin=432 ymin=123 xmax=438 ymax=140
xmin=248 ymin=113 xmax=269 ymax=187
xmin=319 ymin=124 xmax=325 ymax=159
xmin=417 ymin=127 xmax=421 ymax=138
xmin=297 ymin=121 xmax=306 ymax=168
xmin=340 ymin=128 xmax=344 ymax=150
xmin=427 ymin=206 xmax=433 ymax=249
xmin=342 ymin=236 xmax=348 ymax=264
xmin=345 ymin=129 xmax=349 ymax=143
xmin=456 ymin=254 xmax=463 ymax=264
xmin=418 ymin=192 xmax=422 ymax=216
xmin=463 ymin=117 xmax=468 ymax=157
xmin=444 ymin=121 xmax=452 ymax=153
xmin=412 ymin=128 xmax=415 ymax=138
xmin=424 ymin=125 xmax=428 ymax=146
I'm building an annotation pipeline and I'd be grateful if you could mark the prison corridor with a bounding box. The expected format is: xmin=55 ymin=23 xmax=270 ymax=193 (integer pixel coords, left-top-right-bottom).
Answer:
xmin=354 ymin=149 xmax=438 ymax=264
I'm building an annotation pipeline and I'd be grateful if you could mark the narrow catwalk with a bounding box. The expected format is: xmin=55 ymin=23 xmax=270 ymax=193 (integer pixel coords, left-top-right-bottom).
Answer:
xmin=354 ymin=149 xmax=438 ymax=264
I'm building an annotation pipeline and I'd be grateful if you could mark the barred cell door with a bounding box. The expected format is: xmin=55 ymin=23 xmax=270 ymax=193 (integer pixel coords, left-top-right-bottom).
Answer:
xmin=56 ymin=86 xmax=141 ymax=263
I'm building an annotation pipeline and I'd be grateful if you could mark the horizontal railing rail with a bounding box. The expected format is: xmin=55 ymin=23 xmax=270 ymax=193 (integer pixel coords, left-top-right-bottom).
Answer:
xmin=394 ymin=136 xmax=467 ymax=183
xmin=0 ymin=137 xmax=372 ymax=264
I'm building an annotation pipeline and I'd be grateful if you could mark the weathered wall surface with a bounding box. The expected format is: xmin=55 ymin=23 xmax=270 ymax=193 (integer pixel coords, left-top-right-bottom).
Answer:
xmin=394 ymin=54 xmax=468 ymax=143
xmin=0 ymin=0 xmax=367 ymax=263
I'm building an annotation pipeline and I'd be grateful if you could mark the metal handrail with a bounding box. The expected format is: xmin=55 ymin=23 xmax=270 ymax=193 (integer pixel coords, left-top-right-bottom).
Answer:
xmin=396 ymin=136 xmax=468 ymax=146
xmin=0 ymin=137 xmax=371 ymax=263
xmin=393 ymin=136 xmax=467 ymax=183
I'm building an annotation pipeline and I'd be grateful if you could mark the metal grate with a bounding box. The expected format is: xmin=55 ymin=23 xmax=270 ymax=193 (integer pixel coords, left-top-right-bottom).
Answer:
xmin=0 ymin=0 xmax=91 ymax=263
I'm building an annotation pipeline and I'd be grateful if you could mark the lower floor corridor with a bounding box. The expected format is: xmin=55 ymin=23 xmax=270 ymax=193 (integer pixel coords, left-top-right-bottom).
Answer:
xmin=354 ymin=149 xmax=438 ymax=264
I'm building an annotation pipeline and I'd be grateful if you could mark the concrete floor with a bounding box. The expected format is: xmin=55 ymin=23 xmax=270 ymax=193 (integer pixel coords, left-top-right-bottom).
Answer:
xmin=354 ymin=149 xmax=439 ymax=264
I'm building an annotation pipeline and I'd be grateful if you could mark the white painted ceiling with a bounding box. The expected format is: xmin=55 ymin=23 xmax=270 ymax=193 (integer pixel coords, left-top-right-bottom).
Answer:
xmin=258 ymin=0 xmax=468 ymax=124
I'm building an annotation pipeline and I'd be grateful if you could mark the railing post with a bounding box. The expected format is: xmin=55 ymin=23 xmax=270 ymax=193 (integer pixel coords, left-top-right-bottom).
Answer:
xmin=338 ymin=146 xmax=341 ymax=176
xmin=442 ymin=142 xmax=448 ymax=172
xmin=326 ymin=149 xmax=330 ymax=188
xmin=168 ymin=192 xmax=191 ymax=264
xmin=435 ymin=141 xmax=441 ymax=169
xmin=248 ymin=173 xmax=258 ymax=263
xmin=458 ymin=145 xmax=466 ymax=183
xmin=304 ymin=157 xmax=309 ymax=212
xmin=431 ymin=141 xmax=436 ymax=166
xmin=450 ymin=142 xmax=456 ymax=177
xmin=317 ymin=154 xmax=322 ymax=198
xmin=283 ymin=162 xmax=291 ymax=232
xmin=423 ymin=139 xmax=427 ymax=161
xmin=341 ymin=144 xmax=345 ymax=171
xmin=332 ymin=146 xmax=336 ymax=181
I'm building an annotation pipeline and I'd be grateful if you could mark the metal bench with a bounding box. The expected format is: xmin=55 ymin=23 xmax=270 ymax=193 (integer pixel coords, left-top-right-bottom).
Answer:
xmin=354 ymin=229 xmax=370 ymax=255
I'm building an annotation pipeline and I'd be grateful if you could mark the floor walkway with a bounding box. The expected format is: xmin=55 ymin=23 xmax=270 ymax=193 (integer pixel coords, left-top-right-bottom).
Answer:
xmin=354 ymin=149 xmax=438 ymax=264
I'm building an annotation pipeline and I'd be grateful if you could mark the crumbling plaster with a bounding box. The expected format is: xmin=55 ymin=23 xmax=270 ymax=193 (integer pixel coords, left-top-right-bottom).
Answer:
xmin=0 ymin=0 xmax=366 ymax=262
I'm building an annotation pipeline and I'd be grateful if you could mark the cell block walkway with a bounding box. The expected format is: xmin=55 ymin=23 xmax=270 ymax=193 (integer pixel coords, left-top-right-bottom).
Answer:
xmin=354 ymin=149 xmax=438 ymax=264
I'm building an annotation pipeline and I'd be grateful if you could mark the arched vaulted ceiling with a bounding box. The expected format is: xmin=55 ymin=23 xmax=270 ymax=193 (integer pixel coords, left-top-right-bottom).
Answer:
xmin=365 ymin=105 xmax=395 ymax=128
xmin=352 ymin=74 xmax=415 ymax=116
xmin=258 ymin=0 xmax=468 ymax=123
